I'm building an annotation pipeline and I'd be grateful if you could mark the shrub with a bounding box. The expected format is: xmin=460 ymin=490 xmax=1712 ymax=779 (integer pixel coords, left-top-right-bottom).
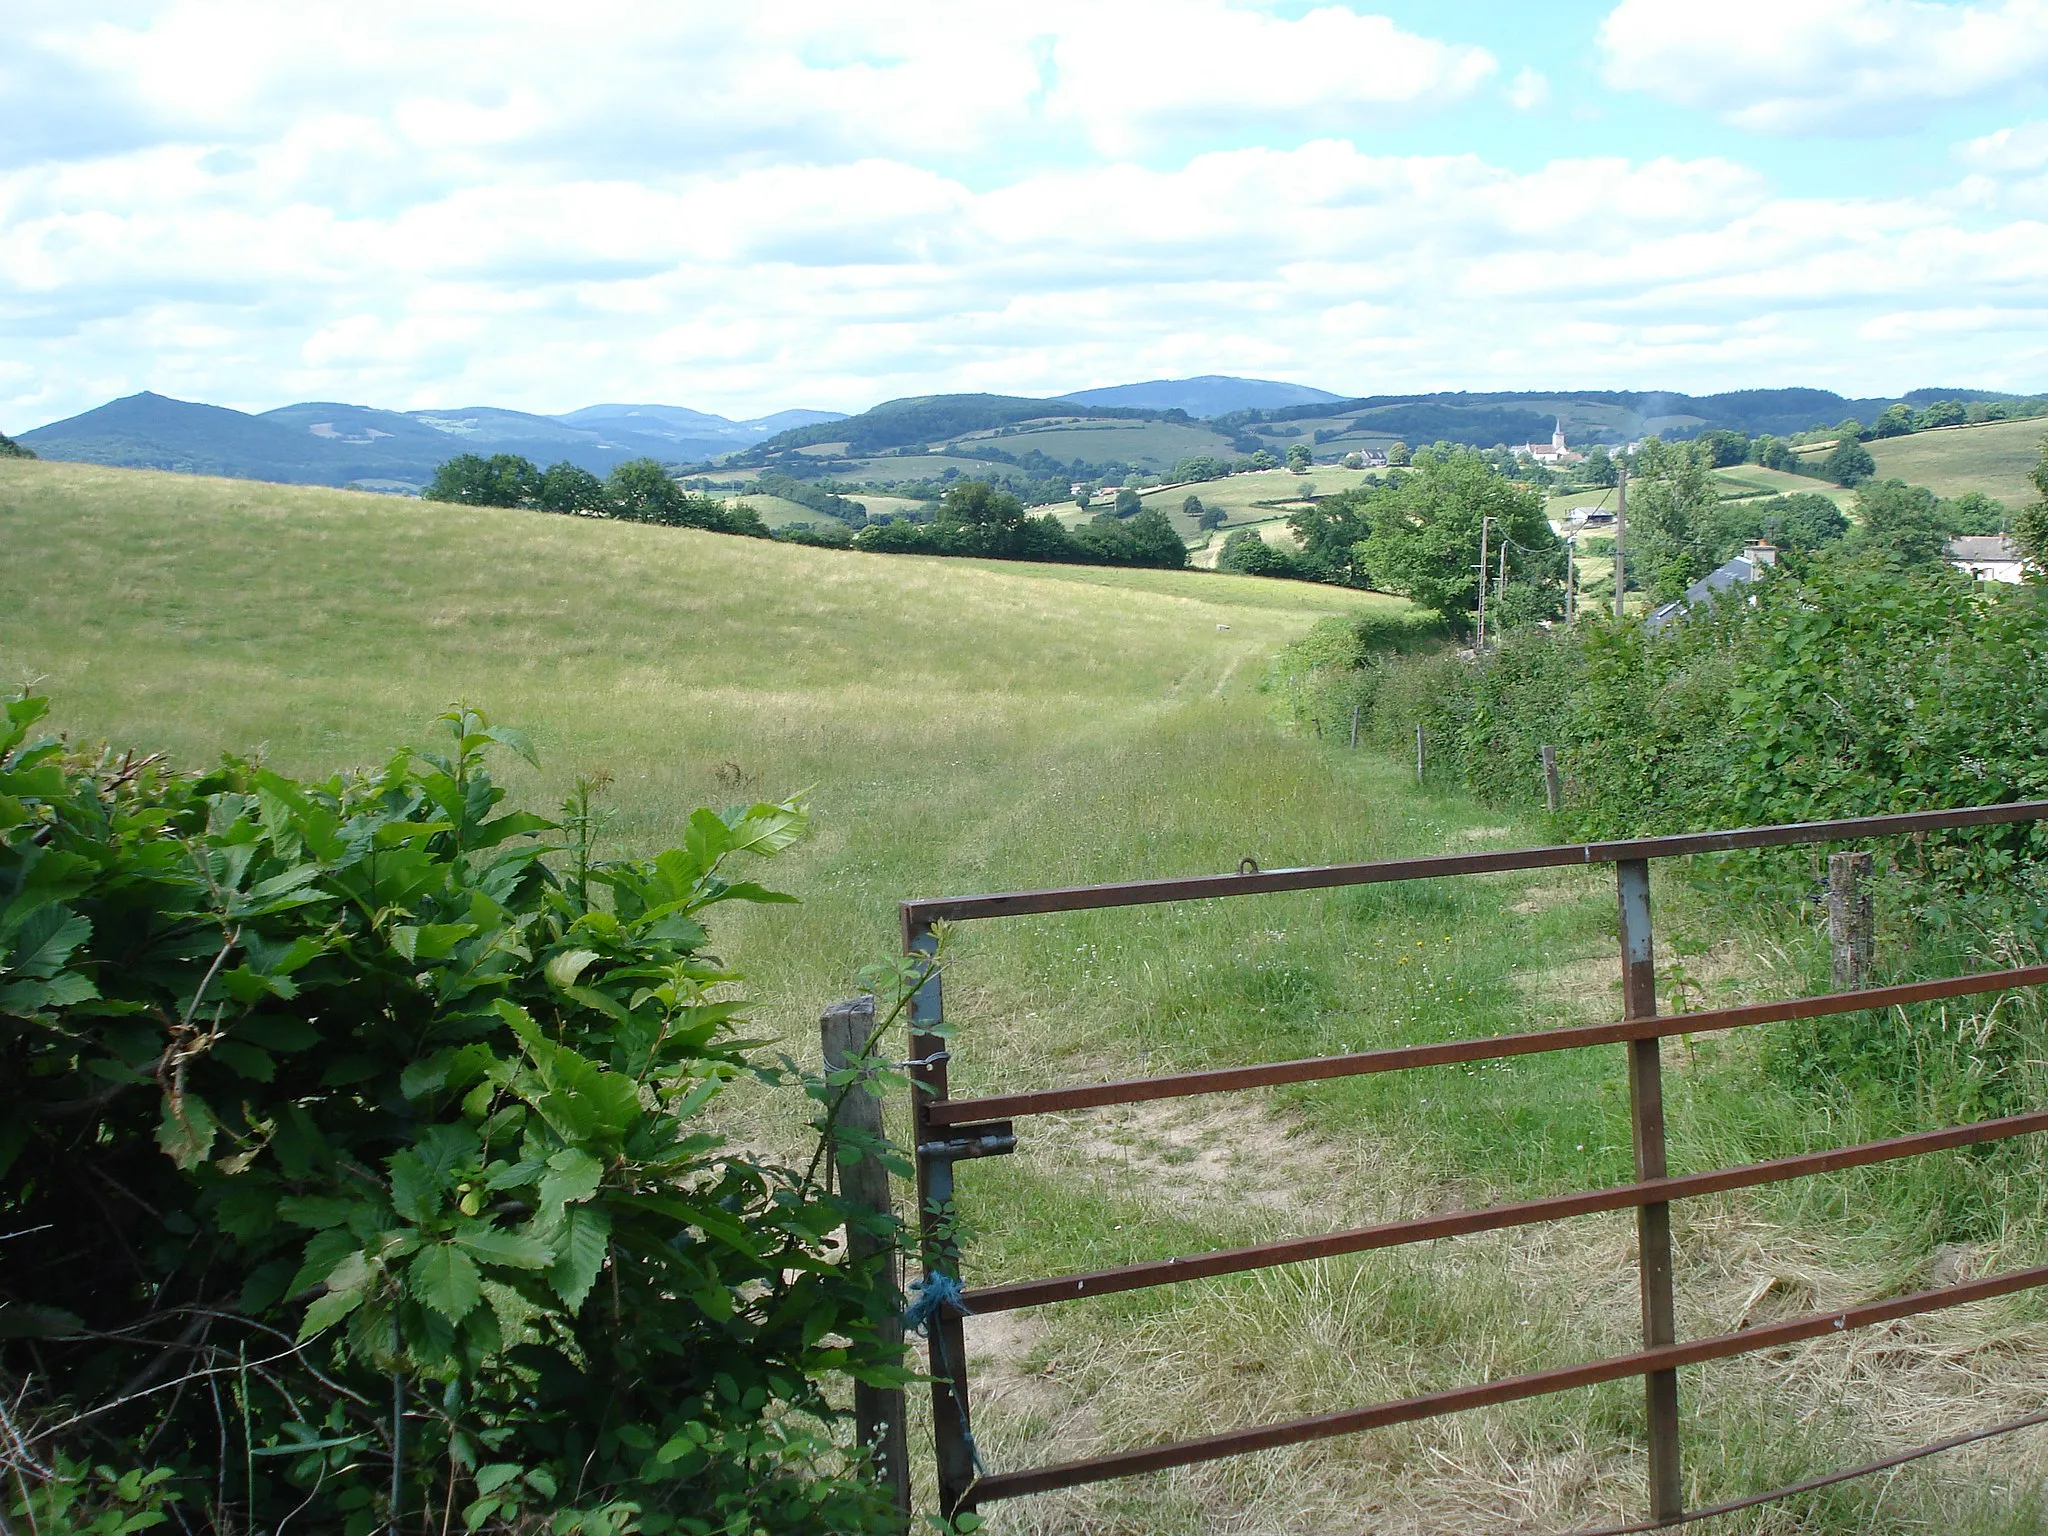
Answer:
xmin=0 ymin=701 xmax=906 ymax=1534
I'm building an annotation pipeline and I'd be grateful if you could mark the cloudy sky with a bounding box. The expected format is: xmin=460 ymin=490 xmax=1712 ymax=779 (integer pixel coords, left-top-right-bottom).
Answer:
xmin=6 ymin=0 xmax=2048 ymax=426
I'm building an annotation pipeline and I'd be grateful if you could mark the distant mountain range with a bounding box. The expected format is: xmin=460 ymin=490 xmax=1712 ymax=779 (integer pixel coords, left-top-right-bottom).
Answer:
xmin=1059 ymin=375 xmax=1342 ymax=416
xmin=12 ymin=377 xmax=2035 ymax=491
xmin=15 ymin=393 xmax=846 ymax=490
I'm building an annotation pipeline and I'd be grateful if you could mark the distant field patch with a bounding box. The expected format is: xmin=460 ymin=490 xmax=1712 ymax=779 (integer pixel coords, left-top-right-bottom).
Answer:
xmin=1711 ymin=466 xmax=1857 ymax=510
xmin=1865 ymin=417 xmax=2048 ymax=508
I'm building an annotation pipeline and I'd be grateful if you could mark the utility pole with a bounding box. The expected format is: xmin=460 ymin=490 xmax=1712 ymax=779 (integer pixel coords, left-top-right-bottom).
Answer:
xmin=1565 ymin=534 xmax=1577 ymax=623
xmin=1476 ymin=515 xmax=1490 ymax=648
xmin=1498 ymin=537 xmax=1509 ymax=611
xmin=1613 ymin=463 xmax=1629 ymax=620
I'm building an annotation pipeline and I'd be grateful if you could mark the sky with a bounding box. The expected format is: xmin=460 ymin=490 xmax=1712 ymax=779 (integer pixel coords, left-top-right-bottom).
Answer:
xmin=5 ymin=0 xmax=2048 ymax=426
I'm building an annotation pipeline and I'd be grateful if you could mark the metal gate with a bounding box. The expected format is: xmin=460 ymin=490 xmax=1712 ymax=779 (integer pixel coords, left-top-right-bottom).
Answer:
xmin=896 ymin=801 xmax=2048 ymax=1524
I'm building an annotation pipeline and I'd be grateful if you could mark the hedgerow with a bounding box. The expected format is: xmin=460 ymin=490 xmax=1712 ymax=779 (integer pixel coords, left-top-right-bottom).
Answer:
xmin=0 ymin=701 xmax=912 ymax=1534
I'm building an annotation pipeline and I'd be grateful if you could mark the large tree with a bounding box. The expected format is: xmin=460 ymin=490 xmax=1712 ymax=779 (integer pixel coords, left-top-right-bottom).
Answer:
xmin=2013 ymin=441 xmax=2048 ymax=570
xmin=1355 ymin=446 xmax=1559 ymax=629
xmin=1821 ymin=436 xmax=1876 ymax=487
xmin=1622 ymin=437 xmax=1721 ymax=601
xmin=425 ymin=452 xmax=542 ymax=506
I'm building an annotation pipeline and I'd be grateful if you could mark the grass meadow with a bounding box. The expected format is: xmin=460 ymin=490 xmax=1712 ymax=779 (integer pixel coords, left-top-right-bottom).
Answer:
xmin=5 ymin=458 xmax=2045 ymax=1533
xmin=1865 ymin=417 xmax=2048 ymax=509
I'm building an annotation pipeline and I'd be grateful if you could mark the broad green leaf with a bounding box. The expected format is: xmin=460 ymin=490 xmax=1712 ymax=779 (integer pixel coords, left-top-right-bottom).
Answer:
xmin=6 ymin=904 xmax=90 ymax=980
xmin=452 ymin=1227 xmax=550 ymax=1270
xmin=391 ymin=922 xmax=478 ymax=963
xmin=549 ymin=1206 xmax=610 ymax=1310
xmin=295 ymin=1286 xmax=365 ymax=1340
xmin=409 ymin=1244 xmax=482 ymax=1323
xmin=155 ymin=1093 xmax=218 ymax=1169
xmin=545 ymin=948 xmax=601 ymax=992
xmin=388 ymin=1151 xmax=441 ymax=1224
xmin=537 ymin=1148 xmax=602 ymax=1210
xmin=276 ymin=1195 xmax=356 ymax=1230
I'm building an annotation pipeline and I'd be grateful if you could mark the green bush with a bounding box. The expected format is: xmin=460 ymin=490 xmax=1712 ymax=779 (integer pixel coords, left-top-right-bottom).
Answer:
xmin=0 ymin=701 xmax=907 ymax=1534
xmin=1286 ymin=562 xmax=2048 ymax=930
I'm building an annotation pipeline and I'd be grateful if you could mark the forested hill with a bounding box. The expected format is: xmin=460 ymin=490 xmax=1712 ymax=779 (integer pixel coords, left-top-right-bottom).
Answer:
xmin=1210 ymin=387 xmax=1941 ymax=440
xmin=735 ymin=394 xmax=1165 ymax=459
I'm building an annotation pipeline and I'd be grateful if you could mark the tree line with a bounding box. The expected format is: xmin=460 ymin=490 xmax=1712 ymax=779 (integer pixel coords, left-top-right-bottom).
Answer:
xmin=425 ymin=453 xmax=1190 ymax=570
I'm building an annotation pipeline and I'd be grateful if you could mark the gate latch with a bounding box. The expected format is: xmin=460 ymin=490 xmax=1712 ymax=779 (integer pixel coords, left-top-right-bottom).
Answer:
xmin=917 ymin=1120 xmax=1016 ymax=1163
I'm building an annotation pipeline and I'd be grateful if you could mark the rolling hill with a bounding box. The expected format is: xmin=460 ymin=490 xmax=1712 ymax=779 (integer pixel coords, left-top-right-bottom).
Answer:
xmin=1059 ymin=375 xmax=1343 ymax=416
xmin=1865 ymin=415 xmax=2048 ymax=508
xmin=1 ymin=454 xmax=2027 ymax=1530
xmin=18 ymin=392 xmax=846 ymax=490
xmin=20 ymin=381 xmax=2046 ymax=503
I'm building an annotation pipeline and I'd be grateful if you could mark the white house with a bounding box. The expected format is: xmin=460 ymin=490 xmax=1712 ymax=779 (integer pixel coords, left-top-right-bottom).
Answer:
xmin=1948 ymin=535 xmax=2028 ymax=583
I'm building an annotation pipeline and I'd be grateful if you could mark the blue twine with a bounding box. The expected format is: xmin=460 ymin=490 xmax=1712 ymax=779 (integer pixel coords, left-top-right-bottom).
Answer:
xmin=903 ymin=1269 xmax=970 ymax=1335
xmin=903 ymin=1271 xmax=987 ymax=1477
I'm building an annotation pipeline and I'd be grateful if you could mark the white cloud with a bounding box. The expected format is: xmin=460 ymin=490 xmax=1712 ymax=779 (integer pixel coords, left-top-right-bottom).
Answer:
xmin=1600 ymin=0 xmax=2048 ymax=133
xmin=6 ymin=2 xmax=2048 ymax=428
xmin=9 ymin=131 xmax=2048 ymax=426
xmin=1045 ymin=6 xmax=1497 ymax=156
xmin=1507 ymin=68 xmax=1551 ymax=111
xmin=1959 ymin=119 xmax=2048 ymax=171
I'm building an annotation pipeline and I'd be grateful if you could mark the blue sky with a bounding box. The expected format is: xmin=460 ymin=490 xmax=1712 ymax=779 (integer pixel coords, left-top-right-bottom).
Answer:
xmin=5 ymin=0 xmax=2048 ymax=426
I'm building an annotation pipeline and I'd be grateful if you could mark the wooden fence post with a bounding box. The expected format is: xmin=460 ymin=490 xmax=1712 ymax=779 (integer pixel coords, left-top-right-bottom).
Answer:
xmin=1541 ymin=745 xmax=1560 ymax=813
xmin=1349 ymin=704 xmax=1361 ymax=751
xmin=1415 ymin=724 xmax=1425 ymax=786
xmin=1828 ymin=851 xmax=1874 ymax=990
xmin=1617 ymin=859 xmax=1683 ymax=1522
xmin=821 ymin=998 xmax=911 ymax=1526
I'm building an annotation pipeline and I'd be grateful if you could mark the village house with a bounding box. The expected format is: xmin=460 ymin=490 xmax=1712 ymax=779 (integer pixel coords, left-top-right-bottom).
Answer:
xmin=1948 ymin=534 xmax=2027 ymax=584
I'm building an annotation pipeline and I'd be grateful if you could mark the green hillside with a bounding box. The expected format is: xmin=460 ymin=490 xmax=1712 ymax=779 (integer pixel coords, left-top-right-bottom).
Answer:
xmin=1866 ymin=416 xmax=2048 ymax=508
xmin=3 ymin=458 xmax=2029 ymax=1531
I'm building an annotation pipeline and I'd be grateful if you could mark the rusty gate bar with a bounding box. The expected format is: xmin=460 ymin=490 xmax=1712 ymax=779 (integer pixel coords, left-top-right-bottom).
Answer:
xmin=892 ymin=801 xmax=2048 ymax=1522
xmin=1617 ymin=858 xmax=1681 ymax=1520
xmin=925 ymin=963 xmax=2048 ymax=1127
xmin=902 ymin=916 xmax=978 ymax=1515
xmin=902 ymin=800 xmax=2048 ymax=925
xmin=958 ymin=1110 xmax=2048 ymax=1313
xmin=965 ymin=1262 xmax=2048 ymax=1504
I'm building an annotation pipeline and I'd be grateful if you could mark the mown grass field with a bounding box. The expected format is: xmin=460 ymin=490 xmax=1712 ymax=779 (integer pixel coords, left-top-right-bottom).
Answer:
xmin=5 ymin=458 xmax=2044 ymax=1533
xmin=1866 ymin=417 xmax=2048 ymax=508
xmin=1710 ymin=465 xmax=1859 ymax=510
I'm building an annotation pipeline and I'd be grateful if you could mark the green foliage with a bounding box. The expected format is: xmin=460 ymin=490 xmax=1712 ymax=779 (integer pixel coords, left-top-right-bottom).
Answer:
xmin=1216 ymin=528 xmax=1304 ymax=579
xmin=425 ymin=454 xmax=772 ymax=539
xmin=852 ymin=479 xmax=1187 ymax=569
xmin=0 ymin=429 xmax=35 ymax=460
xmin=1694 ymin=429 xmax=1750 ymax=467
xmin=427 ymin=453 xmax=545 ymax=507
xmin=1848 ymin=478 xmax=1969 ymax=566
xmin=539 ymin=461 xmax=609 ymax=514
xmin=1748 ymin=434 xmax=1798 ymax=471
xmin=1354 ymin=446 xmax=1560 ymax=627
xmin=0 ymin=701 xmax=907 ymax=1534
xmin=1822 ymin=435 xmax=1877 ymax=486
xmin=2020 ymin=444 xmax=2048 ymax=568
xmin=1169 ymin=456 xmax=1232 ymax=483
xmin=1621 ymin=438 xmax=1722 ymax=600
xmin=1284 ymin=443 xmax=1312 ymax=473
xmin=1113 ymin=486 xmax=1142 ymax=517
xmin=1872 ymin=403 xmax=1918 ymax=439
xmin=1299 ymin=561 xmax=2048 ymax=938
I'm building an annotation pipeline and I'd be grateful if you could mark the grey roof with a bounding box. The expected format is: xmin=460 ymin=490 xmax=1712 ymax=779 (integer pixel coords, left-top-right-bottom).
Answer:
xmin=1948 ymin=535 xmax=2020 ymax=563
xmin=1645 ymin=552 xmax=1769 ymax=634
